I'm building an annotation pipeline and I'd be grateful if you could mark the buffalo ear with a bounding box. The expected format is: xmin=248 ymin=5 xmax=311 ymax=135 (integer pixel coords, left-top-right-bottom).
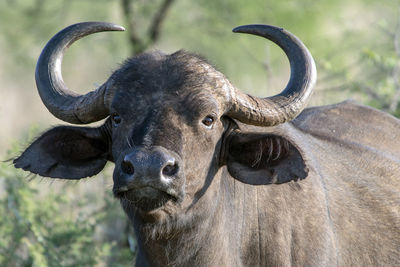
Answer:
xmin=225 ymin=133 xmax=308 ymax=185
xmin=14 ymin=126 xmax=110 ymax=179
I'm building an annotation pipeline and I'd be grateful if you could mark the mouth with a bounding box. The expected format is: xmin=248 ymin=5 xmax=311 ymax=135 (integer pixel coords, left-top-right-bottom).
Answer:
xmin=114 ymin=186 xmax=179 ymax=212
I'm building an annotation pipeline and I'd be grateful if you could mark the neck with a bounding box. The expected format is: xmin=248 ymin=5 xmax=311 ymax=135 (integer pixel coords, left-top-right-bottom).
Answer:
xmin=131 ymin=172 xmax=233 ymax=266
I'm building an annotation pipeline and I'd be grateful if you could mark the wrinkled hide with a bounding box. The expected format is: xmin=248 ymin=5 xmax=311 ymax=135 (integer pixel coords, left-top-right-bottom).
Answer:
xmin=131 ymin=101 xmax=400 ymax=267
xmin=15 ymin=50 xmax=400 ymax=267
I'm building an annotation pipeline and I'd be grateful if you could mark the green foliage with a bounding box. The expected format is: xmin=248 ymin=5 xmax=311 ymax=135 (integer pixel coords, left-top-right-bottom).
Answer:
xmin=0 ymin=0 xmax=129 ymax=84
xmin=333 ymin=1 xmax=400 ymax=117
xmin=2 ymin=0 xmax=400 ymax=111
xmin=0 ymin=140 xmax=135 ymax=266
xmin=2 ymin=0 xmax=400 ymax=265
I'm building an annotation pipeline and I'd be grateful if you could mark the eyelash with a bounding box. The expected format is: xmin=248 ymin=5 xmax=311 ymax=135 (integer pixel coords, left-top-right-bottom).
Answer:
xmin=202 ymin=115 xmax=214 ymax=128
xmin=111 ymin=113 xmax=121 ymax=126
xmin=111 ymin=112 xmax=216 ymax=129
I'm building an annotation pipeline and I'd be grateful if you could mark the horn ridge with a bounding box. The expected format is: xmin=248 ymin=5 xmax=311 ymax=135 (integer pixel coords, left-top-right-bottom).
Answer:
xmin=35 ymin=21 xmax=125 ymax=124
xmin=228 ymin=24 xmax=317 ymax=126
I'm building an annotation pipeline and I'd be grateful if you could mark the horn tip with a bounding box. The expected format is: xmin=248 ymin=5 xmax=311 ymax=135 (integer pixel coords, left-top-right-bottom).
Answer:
xmin=232 ymin=24 xmax=284 ymax=34
xmin=232 ymin=25 xmax=245 ymax=33
xmin=102 ymin=22 xmax=125 ymax=32
xmin=84 ymin=21 xmax=125 ymax=32
xmin=113 ymin=25 xmax=126 ymax=32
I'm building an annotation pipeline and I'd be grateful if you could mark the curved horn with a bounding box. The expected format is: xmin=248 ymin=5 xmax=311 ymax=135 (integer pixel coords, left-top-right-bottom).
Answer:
xmin=35 ymin=22 xmax=125 ymax=124
xmin=227 ymin=24 xmax=317 ymax=126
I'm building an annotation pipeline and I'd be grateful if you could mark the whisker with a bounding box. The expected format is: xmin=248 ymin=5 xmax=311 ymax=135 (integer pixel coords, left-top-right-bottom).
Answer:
xmin=126 ymin=137 xmax=133 ymax=148
xmin=273 ymin=139 xmax=282 ymax=161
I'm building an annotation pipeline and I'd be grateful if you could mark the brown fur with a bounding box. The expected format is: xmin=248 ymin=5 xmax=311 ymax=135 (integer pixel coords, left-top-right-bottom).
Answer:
xmin=14 ymin=51 xmax=400 ymax=266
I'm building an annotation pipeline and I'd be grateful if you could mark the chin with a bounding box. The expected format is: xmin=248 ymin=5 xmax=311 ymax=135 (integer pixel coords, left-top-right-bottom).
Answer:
xmin=117 ymin=187 xmax=181 ymax=223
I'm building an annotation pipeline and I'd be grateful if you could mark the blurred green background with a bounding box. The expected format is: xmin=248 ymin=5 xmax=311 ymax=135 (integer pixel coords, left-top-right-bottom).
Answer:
xmin=1 ymin=0 xmax=399 ymax=266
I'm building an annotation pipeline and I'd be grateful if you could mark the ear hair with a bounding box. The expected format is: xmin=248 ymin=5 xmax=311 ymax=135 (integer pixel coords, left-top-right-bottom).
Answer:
xmin=242 ymin=135 xmax=290 ymax=168
xmin=226 ymin=132 xmax=308 ymax=185
xmin=13 ymin=125 xmax=110 ymax=179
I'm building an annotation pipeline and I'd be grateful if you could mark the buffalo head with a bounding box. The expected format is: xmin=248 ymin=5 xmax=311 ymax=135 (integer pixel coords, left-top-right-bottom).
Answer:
xmin=14 ymin=22 xmax=316 ymax=223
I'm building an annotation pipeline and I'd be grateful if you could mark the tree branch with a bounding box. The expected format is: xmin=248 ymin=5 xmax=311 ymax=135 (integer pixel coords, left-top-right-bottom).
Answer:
xmin=120 ymin=0 xmax=175 ymax=55
xmin=148 ymin=0 xmax=175 ymax=43
xmin=389 ymin=9 xmax=400 ymax=113
xmin=120 ymin=0 xmax=145 ymax=55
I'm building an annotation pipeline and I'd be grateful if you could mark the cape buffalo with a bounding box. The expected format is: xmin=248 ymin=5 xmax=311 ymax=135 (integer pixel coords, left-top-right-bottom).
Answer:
xmin=14 ymin=22 xmax=400 ymax=266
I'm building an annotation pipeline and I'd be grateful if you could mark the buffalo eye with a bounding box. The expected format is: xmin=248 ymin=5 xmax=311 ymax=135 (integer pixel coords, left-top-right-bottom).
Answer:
xmin=111 ymin=113 xmax=121 ymax=126
xmin=202 ymin=115 xmax=214 ymax=128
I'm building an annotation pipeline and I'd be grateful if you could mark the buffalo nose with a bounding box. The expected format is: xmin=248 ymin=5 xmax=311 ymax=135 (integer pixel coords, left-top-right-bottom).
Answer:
xmin=162 ymin=158 xmax=178 ymax=176
xmin=121 ymin=158 xmax=135 ymax=175
xmin=120 ymin=148 xmax=179 ymax=180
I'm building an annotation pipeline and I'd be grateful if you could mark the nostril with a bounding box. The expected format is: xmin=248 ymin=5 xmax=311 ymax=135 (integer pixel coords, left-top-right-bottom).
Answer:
xmin=121 ymin=159 xmax=135 ymax=175
xmin=162 ymin=162 xmax=179 ymax=176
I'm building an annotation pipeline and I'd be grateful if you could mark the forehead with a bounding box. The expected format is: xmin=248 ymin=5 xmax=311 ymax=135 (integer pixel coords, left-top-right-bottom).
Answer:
xmin=110 ymin=50 xmax=221 ymax=115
